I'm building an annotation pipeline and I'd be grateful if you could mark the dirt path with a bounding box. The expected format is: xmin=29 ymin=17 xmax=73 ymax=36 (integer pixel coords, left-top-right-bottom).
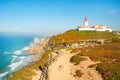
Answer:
xmin=76 ymin=56 xmax=103 ymax=80
xmin=32 ymin=70 xmax=41 ymax=80
xmin=32 ymin=49 xmax=75 ymax=80
xmin=32 ymin=49 xmax=103 ymax=80
xmin=49 ymin=49 xmax=76 ymax=80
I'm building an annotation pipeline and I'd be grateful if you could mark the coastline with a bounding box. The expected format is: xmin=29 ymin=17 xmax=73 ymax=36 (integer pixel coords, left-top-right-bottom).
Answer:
xmin=7 ymin=30 xmax=120 ymax=80
xmin=0 ymin=35 xmax=36 ymax=80
xmin=6 ymin=36 xmax=50 ymax=80
xmin=7 ymin=31 xmax=102 ymax=80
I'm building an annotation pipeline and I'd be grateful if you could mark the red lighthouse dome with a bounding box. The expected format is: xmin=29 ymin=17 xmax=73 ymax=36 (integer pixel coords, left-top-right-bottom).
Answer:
xmin=84 ymin=17 xmax=88 ymax=21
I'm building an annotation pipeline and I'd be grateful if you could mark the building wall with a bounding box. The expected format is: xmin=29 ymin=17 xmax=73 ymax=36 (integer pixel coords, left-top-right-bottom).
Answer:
xmin=84 ymin=21 xmax=88 ymax=27
xmin=78 ymin=28 xmax=96 ymax=31
xmin=78 ymin=27 xmax=112 ymax=32
xmin=78 ymin=17 xmax=112 ymax=32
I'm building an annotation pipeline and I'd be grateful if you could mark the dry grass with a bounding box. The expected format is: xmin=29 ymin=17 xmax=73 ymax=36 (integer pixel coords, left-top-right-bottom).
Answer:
xmin=72 ymin=43 xmax=120 ymax=80
xmin=7 ymin=29 xmax=120 ymax=80
xmin=49 ymin=29 xmax=117 ymax=44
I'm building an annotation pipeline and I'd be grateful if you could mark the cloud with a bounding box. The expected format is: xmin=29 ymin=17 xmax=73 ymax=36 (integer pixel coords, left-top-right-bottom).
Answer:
xmin=108 ymin=9 xmax=117 ymax=15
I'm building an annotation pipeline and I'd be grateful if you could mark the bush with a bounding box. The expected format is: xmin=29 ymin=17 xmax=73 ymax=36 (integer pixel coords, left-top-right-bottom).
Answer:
xmin=74 ymin=70 xmax=83 ymax=77
xmin=96 ymin=62 xmax=120 ymax=80
xmin=70 ymin=54 xmax=86 ymax=65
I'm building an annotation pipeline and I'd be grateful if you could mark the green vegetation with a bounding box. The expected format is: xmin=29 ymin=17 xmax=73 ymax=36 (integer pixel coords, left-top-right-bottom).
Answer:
xmin=50 ymin=29 xmax=117 ymax=43
xmin=7 ymin=50 xmax=51 ymax=80
xmin=49 ymin=29 xmax=119 ymax=50
xmin=88 ymin=64 xmax=97 ymax=68
xmin=70 ymin=53 xmax=86 ymax=65
xmin=71 ymin=43 xmax=120 ymax=80
xmin=79 ymin=44 xmax=120 ymax=62
xmin=96 ymin=62 xmax=120 ymax=80
xmin=51 ymin=30 xmax=120 ymax=80
xmin=7 ymin=29 xmax=120 ymax=80
xmin=74 ymin=70 xmax=83 ymax=77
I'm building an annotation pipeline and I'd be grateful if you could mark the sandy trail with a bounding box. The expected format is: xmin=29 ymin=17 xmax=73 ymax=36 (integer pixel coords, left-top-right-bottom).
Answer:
xmin=77 ymin=56 xmax=103 ymax=80
xmin=32 ymin=49 xmax=75 ymax=80
xmin=49 ymin=49 xmax=76 ymax=80
xmin=32 ymin=70 xmax=41 ymax=80
xmin=32 ymin=49 xmax=103 ymax=80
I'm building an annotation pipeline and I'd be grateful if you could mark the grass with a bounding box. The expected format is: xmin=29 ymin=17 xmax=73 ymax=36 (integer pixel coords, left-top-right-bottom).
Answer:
xmin=88 ymin=64 xmax=97 ymax=68
xmin=49 ymin=29 xmax=117 ymax=44
xmin=7 ymin=29 xmax=120 ymax=80
xmin=48 ymin=29 xmax=119 ymax=50
xmin=70 ymin=53 xmax=86 ymax=65
xmin=80 ymin=44 xmax=120 ymax=62
xmin=49 ymin=29 xmax=120 ymax=80
xmin=96 ymin=62 xmax=120 ymax=80
xmin=70 ymin=43 xmax=120 ymax=80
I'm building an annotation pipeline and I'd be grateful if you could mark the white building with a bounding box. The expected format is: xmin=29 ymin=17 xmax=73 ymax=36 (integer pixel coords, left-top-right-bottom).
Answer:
xmin=78 ymin=17 xmax=112 ymax=32
xmin=95 ymin=24 xmax=112 ymax=32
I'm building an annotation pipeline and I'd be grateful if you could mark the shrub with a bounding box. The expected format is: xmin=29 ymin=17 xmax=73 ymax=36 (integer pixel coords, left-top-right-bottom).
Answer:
xmin=96 ymin=62 xmax=120 ymax=80
xmin=70 ymin=54 xmax=86 ymax=65
xmin=74 ymin=70 xmax=83 ymax=77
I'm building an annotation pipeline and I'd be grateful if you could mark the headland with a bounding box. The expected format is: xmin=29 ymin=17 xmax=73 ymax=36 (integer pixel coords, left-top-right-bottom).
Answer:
xmin=7 ymin=28 xmax=120 ymax=80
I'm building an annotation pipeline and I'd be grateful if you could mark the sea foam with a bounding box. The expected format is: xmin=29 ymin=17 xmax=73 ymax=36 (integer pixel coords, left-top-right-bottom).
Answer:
xmin=0 ymin=72 xmax=8 ymax=80
xmin=11 ymin=56 xmax=17 ymax=63
xmin=8 ymin=61 xmax=23 ymax=71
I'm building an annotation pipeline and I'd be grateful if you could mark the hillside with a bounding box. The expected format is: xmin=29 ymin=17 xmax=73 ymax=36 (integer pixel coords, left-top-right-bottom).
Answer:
xmin=7 ymin=29 xmax=120 ymax=80
xmin=50 ymin=29 xmax=118 ymax=43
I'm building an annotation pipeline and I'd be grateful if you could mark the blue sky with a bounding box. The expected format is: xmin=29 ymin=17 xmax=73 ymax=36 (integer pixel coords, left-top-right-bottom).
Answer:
xmin=0 ymin=0 xmax=120 ymax=35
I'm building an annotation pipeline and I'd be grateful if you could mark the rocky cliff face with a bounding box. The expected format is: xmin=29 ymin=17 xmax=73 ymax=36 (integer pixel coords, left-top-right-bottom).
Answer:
xmin=28 ymin=37 xmax=50 ymax=54
xmin=34 ymin=37 xmax=40 ymax=45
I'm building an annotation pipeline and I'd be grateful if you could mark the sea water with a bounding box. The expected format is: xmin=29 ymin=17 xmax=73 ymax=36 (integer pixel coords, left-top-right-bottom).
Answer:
xmin=0 ymin=33 xmax=41 ymax=80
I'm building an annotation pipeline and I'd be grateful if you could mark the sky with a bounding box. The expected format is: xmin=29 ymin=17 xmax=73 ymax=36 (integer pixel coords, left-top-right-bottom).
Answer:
xmin=0 ymin=0 xmax=120 ymax=36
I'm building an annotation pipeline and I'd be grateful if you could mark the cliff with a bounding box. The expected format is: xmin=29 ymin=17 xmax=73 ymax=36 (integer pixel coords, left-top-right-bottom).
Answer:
xmin=7 ymin=29 xmax=120 ymax=80
xmin=28 ymin=37 xmax=50 ymax=54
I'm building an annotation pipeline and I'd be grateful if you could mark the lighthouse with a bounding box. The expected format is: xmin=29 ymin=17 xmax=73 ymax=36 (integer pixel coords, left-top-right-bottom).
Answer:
xmin=78 ymin=17 xmax=112 ymax=32
xmin=84 ymin=17 xmax=88 ymax=27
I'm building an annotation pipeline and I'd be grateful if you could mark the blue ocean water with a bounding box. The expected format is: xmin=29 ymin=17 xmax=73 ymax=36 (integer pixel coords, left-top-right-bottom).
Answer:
xmin=0 ymin=33 xmax=41 ymax=80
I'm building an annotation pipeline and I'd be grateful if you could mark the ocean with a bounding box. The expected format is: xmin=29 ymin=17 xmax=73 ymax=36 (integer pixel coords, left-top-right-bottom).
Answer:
xmin=0 ymin=33 xmax=41 ymax=80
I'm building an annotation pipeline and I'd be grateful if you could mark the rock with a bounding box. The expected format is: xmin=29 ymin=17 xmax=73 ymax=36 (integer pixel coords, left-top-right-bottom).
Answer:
xmin=34 ymin=37 xmax=40 ymax=44
xmin=28 ymin=37 xmax=50 ymax=54
xmin=71 ymin=43 xmax=79 ymax=48
xmin=28 ymin=47 xmax=36 ymax=54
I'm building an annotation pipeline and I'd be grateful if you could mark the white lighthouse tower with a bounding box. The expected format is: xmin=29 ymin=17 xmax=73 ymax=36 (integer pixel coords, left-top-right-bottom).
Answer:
xmin=84 ymin=17 xmax=88 ymax=27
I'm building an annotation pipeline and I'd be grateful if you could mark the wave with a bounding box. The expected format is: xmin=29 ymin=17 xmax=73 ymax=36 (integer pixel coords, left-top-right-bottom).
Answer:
xmin=14 ymin=48 xmax=28 ymax=55
xmin=8 ymin=55 xmax=32 ymax=71
xmin=22 ymin=47 xmax=29 ymax=51
xmin=4 ymin=50 xmax=23 ymax=55
xmin=30 ymin=42 xmax=34 ymax=46
xmin=0 ymin=36 xmax=39 ymax=79
xmin=4 ymin=44 xmax=31 ymax=55
xmin=8 ymin=61 xmax=23 ymax=71
xmin=4 ymin=52 xmax=12 ymax=54
xmin=11 ymin=56 xmax=17 ymax=63
xmin=6 ymin=45 xmax=32 ymax=71
xmin=14 ymin=50 xmax=21 ymax=55
xmin=18 ymin=56 xmax=26 ymax=60
xmin=0 ymin=72 xmax=8 ymax=79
